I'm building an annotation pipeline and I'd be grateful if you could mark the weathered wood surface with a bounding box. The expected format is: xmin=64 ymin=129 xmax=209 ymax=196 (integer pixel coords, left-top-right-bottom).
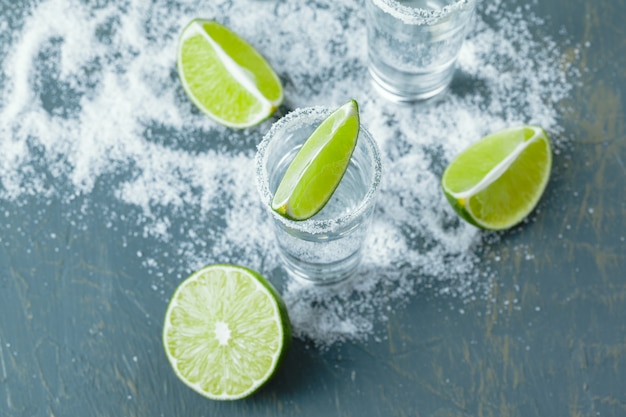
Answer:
xmin=1 ymin=0 xmax=624 ymax=416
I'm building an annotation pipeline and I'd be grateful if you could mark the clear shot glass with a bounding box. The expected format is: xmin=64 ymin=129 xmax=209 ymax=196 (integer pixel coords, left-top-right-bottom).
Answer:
xmin=366 ymin=0 xmax=476 ymax=102
xmin=255 ymin=107 xmax=383 ymax=285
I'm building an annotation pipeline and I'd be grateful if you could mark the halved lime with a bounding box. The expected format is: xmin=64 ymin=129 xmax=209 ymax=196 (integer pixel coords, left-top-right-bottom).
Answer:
xmin=441 ymin=125 xmax=552 ymax=230
xmin=271 ymin=99 xmax=360 ymax=221
xmin=163 ymin=264 xmax=291 ymax=400
xmin=177 ymin=19 xmax=283 ymax=128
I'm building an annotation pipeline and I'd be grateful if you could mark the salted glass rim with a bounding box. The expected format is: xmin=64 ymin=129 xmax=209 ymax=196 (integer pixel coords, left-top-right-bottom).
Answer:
xmin=370 ymin=0 xmax=475 ymax=25
xmin=255 ymin=105 xmax=382 ymax=234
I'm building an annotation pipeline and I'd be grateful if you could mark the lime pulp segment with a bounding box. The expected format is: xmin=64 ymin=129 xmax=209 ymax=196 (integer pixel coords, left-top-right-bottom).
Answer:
xmin=163 ymin=264 xmax=291 ymax=400
xmin=177 ymin=19 xmax=283 ymax=128
xmin=271 ymin=99 xmax=360 ymax=221
xmin=441 ymin=125 xmax=552 ymax=230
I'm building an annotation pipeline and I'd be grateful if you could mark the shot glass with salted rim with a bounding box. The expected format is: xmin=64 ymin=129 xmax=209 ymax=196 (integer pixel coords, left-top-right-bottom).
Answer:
xmin=255 ymin=106 xmax=382 ymax=285
xmin=367 ymin=0 xmax=476 ymax=102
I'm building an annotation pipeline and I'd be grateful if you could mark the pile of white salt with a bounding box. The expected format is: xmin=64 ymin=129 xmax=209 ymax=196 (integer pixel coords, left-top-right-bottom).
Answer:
xmin=0 ymin=0 xmax=579 ymax=347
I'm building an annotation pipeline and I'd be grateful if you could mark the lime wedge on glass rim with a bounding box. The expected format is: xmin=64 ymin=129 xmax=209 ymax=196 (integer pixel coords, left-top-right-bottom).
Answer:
xmin=177 ymin=19 xmax=283 ymax=128
xmin=441 ymin=125 xmax=552 ymax=230
xmin=271 ymin=99 xmax=360 ymax=221
xmin=162 ymin=264 xmax=291 ymax=400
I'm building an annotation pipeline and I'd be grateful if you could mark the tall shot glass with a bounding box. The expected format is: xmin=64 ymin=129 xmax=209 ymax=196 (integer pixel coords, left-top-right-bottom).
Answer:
xmin=255 ymin=107 xmax=383 ymax=285
xmin=366 ymin=0 xmax=476 ymax=102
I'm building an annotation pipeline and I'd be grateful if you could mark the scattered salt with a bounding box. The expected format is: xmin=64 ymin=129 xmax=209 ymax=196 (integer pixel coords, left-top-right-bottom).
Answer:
xmin=0 ymin=0 xmax=578 ymax=348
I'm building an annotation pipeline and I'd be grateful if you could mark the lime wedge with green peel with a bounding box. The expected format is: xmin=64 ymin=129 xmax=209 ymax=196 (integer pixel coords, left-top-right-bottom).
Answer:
xmin=271 ymin=100 xmax=361 ymax=221
xmin=163 ymin=264 xmax=291 ymax=400
xmin=441 ymin=125 xmax=552 ymax=230
xmin=177 ymin=19 xmax=283 ymax=128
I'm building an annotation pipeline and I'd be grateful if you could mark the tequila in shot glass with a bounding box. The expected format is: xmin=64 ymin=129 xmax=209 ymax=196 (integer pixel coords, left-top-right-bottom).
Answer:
xmin=255 ymin=106 xmax=382 ymax=285
xmin=367 ymin=0 xmax=476 ymax=102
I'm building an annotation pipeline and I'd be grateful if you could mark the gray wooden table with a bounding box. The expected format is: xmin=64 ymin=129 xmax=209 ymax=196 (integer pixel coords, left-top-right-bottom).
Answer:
xmin=1 ymin=0 xmax=625 ymax=416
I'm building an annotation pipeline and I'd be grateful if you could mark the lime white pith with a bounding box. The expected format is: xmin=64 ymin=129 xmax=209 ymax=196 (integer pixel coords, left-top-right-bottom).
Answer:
xmin=271 ymin=100 xmax=360 ymax=221
xmin=177 ymin=19 xmax=283 ymax=128
xmin=163 ymin=264 xmax=291 ymax=400
xmin=441 ymin=125 xmax=552 ymax=230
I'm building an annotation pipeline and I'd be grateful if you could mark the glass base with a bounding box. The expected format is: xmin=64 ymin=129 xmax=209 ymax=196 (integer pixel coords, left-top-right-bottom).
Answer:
xmin=278 ymin=249 xmax=363 ymax=286
xmin=368 ymin=65 xmax=453 ymax=103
